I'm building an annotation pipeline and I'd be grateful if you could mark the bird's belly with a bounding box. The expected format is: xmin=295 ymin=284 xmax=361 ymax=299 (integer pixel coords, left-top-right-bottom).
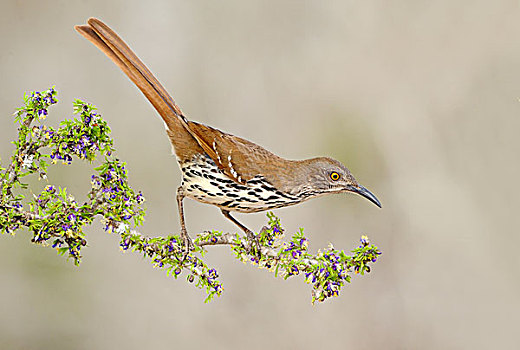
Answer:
xmin=180 ymin=158 xmax=303 ymax=213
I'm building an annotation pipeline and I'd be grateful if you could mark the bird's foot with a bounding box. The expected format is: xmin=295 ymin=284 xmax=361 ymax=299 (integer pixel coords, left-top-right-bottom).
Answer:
xmin=245 ymin=230 xmax=261 ymax=257
xmin=181 ymin=229 xmax=194 ymax=259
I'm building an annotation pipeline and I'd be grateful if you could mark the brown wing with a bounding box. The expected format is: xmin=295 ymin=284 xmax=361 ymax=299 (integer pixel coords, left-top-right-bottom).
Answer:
xmin=186 ymin=121 xmax=296 ymax=187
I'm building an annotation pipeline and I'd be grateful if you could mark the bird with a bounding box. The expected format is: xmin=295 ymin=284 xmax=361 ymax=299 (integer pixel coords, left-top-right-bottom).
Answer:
xmin=75 ymin=18 xmax=381 ymax=251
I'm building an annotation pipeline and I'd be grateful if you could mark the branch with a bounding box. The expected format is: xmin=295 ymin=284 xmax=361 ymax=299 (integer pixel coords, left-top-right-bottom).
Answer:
xmin=0 ymin=87 xmax=381 ymax=303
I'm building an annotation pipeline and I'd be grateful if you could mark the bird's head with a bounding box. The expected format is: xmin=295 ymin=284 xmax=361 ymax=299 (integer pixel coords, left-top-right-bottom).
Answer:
xmin=299 ymin=157 xmax=381 ymax=208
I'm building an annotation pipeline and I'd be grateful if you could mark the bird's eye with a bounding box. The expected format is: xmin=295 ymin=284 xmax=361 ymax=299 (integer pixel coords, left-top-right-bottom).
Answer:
xmin=330 ymin=172 xmax=340 ymax=181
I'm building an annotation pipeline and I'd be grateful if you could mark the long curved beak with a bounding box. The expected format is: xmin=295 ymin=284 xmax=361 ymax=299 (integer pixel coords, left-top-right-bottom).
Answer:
xmin=347 ymin=184 xmax=382 ymax=208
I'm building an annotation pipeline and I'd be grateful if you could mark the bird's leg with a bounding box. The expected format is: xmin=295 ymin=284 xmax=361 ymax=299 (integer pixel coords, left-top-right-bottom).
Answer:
xmin=176 ymin=186 xmax=194 ymax=253
xmin=220 ymin=209 xmax=260 ymax=255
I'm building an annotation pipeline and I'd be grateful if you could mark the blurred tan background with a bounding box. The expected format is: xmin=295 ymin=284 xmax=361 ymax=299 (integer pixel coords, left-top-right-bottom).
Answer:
xmin=1 ymin=1 xmax=519 ymax=349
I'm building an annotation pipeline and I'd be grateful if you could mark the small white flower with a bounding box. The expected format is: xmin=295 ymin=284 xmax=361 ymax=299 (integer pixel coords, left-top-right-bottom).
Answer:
xmin=115 ymin=223 xmax=129 ymax=235
xmin=22 ymin=154 xmax=34 ymax=169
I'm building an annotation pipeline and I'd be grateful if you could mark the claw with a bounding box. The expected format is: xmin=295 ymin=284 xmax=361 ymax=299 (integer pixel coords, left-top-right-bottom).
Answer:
xmin=181 ymin=229 xmax=194 ymax=255
xmin=245 ymin=230 xmax=261 ymax=257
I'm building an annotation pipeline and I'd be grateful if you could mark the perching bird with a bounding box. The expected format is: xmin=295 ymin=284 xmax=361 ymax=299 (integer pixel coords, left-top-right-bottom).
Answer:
xmin=75 ymin=18 xmax=381 ymax=250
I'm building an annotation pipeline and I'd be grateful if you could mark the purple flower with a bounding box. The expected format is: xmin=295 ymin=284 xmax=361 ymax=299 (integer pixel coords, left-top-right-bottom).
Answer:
xmin=208 ymin=269 xmax=218 ymax=279
xmin=120 ymin=239 xmax=130 ymax=250
xmin=31 ymin=92 xmax=41 ymax=102
xmin=305 ymin=272 xmax=317 ymax=283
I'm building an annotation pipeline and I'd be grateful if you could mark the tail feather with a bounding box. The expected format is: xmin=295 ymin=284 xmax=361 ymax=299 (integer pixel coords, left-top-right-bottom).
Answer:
xmin=75 ymin=19 xmax=185 ymax=131
xmin=75 ymin=18 xmax=234 ymax=174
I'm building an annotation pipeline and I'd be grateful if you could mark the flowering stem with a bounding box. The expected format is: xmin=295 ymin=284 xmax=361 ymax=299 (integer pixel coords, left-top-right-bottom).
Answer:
xmin=1 ymin=87 xmax=382 ymax=304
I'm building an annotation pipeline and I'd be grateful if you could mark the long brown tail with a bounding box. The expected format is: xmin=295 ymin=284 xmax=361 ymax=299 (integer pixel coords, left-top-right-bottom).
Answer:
xmin=75 ymin=18 xmax=186 ymax=132
xmin=75 ymin=18 xmax=234 ymax=171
